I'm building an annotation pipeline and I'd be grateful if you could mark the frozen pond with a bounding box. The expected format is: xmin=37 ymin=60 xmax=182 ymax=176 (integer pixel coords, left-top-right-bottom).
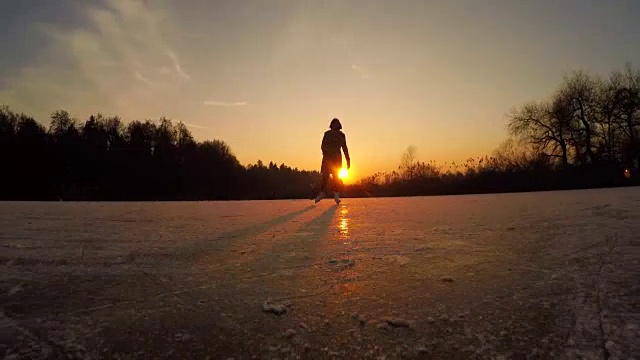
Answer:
xmin=1 ymin=188 xmax=639 ymax=359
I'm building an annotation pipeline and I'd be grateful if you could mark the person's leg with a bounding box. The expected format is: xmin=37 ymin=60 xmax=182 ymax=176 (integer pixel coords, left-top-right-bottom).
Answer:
xmin=320 ymin=170 xmax=330 ymax=194
xmin=316 ymin=159 xmax=330 ymax=202
xmin=331 ymin=167 xmax=342 ymax=203
xmin=315 ymin=173 xmax=328 ymax=203
xmin=331 ymin=168 xmax=342 ymax=193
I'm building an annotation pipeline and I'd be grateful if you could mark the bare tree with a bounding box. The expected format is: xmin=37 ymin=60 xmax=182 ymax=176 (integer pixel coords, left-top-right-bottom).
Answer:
xmin=558 ymin=71 xmax=600 ymax=165
xmin=597 ymin=74 xmax=623 ymax=161
xmin=507 ymin=100 xmax=571 ymax=168
xmin=399 ymin=145 xmax=417 ymax=178
xmin=610 ymin=63 xmax=640 ymax=167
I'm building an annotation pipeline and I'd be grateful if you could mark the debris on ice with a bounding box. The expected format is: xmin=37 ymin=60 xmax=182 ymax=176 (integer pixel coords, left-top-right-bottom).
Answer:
xmin=262 ymin=301 xmax=287 ymax=315
xmin=283 ymin=329 xmax=296 ymax=339
xmin=384 ymin=317 xmax=413 ymax=328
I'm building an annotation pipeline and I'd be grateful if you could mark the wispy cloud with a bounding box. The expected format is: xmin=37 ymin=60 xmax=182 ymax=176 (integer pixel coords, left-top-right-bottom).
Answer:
xmin=134 ymin=71 xmax=156 ymax=87
xmin=203 ymin=100 xmax=248 ymax=107
xmin=157 ymin=66 xmax=173 ymax=74
xmin=0 ymin=0 xmax=190 ymax=120
xmin=181 ymin=121 xmax=210 ymax=129
xmin=351 ymin=64 xmax=372 ymax=79
xmin=166 ymin=50 xmax=190 ymax=80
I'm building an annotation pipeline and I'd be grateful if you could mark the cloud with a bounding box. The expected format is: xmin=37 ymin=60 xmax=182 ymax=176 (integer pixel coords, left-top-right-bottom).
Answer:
xmin=351 ymin=64 xmax=372 ymax=79
xmin=0 ymin=0 xmax=190 ymax=120
xmin=181 ymin=121 xmax=210 ymax=129
xmin=166 ymin=50 xmax=190 ymax=80
xmin=134 ymin=71 xmax=157 ymax=87
xmin=203 ymin=100 xmax=248 ymax=107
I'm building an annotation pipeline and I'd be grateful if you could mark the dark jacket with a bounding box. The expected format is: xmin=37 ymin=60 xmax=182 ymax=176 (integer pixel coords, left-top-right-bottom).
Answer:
xmin=321 ymin=129 xmax=350 ymax=171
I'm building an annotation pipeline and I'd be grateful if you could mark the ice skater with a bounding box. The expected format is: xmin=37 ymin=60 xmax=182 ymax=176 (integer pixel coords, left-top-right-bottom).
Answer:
xmin=315 ymin=118 xmax=350 ymax=204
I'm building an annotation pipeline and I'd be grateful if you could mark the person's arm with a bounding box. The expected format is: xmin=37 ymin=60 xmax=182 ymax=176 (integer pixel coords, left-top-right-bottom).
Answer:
xmin=342 ymin=135 xmax=350 ymax=169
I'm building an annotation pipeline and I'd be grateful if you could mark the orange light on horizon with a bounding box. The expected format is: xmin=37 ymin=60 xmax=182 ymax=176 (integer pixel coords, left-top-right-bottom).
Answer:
xmin=338 ymin=168 xmax=349 ymax=179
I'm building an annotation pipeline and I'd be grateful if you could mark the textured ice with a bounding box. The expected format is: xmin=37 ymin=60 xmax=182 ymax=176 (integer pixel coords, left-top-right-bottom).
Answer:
xmin=0 ymin=187 xmax=639 ymax=359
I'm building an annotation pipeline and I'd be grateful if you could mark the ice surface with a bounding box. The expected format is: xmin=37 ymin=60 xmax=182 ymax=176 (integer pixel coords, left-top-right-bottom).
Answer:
xmin=0 ymin=188 xmax=639 ymax=359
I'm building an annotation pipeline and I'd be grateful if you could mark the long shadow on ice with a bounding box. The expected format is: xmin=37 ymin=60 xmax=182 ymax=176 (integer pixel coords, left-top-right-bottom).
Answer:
xmin=176 ymin=204 xmax=317 ymax=258
xmin=246 ymin=204 xmax=341 ymax=276
xmin=302 ymin=204 xmax=340 ymax=238
xmin=216 ymin=204 xmax=317 ymax=241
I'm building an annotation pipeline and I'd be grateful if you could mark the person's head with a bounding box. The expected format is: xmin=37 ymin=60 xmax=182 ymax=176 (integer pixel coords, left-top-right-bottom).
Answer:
xmin=329 ymin=118 xmax=342 ymax=130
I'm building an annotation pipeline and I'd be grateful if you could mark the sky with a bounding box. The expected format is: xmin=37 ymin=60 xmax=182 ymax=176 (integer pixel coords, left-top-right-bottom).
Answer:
xmin=1 ymin=0 xmax=639 ymax=181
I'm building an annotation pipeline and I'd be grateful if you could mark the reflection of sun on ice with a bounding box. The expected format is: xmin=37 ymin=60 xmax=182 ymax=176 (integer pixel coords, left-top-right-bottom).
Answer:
xmin=338 ymin=168 xmax=349 ymax=179
xmin=339 ymin=218 xmax=349 ymax=235
xmin=339 ymin=208 xmax=349 ymax=237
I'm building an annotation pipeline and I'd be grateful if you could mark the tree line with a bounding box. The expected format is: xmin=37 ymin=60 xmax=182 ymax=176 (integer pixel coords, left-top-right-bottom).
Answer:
xmin=0 ymin=108 xmax=319 ymax=200
xmin=352 ymin=63 xmax=639 ymax=197
xmin=1 ymin=63 xmax=638 ymax=201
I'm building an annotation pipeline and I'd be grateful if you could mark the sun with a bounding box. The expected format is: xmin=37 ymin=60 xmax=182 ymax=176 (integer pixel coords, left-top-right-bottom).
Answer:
xmin=338 ymin=168 xmax=349 ymax=179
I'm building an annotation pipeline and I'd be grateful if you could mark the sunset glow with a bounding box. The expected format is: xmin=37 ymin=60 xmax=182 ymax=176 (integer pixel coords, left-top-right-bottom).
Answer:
xmin=338 ymin=168 xmax=349 ymax=180
xmin=1 ymin=1 xmax=638 ymax=181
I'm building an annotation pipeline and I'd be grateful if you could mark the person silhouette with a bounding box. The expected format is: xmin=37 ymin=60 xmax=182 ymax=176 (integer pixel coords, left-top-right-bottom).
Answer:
xmin=315 ymin=118 xmax=350 ymax=204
